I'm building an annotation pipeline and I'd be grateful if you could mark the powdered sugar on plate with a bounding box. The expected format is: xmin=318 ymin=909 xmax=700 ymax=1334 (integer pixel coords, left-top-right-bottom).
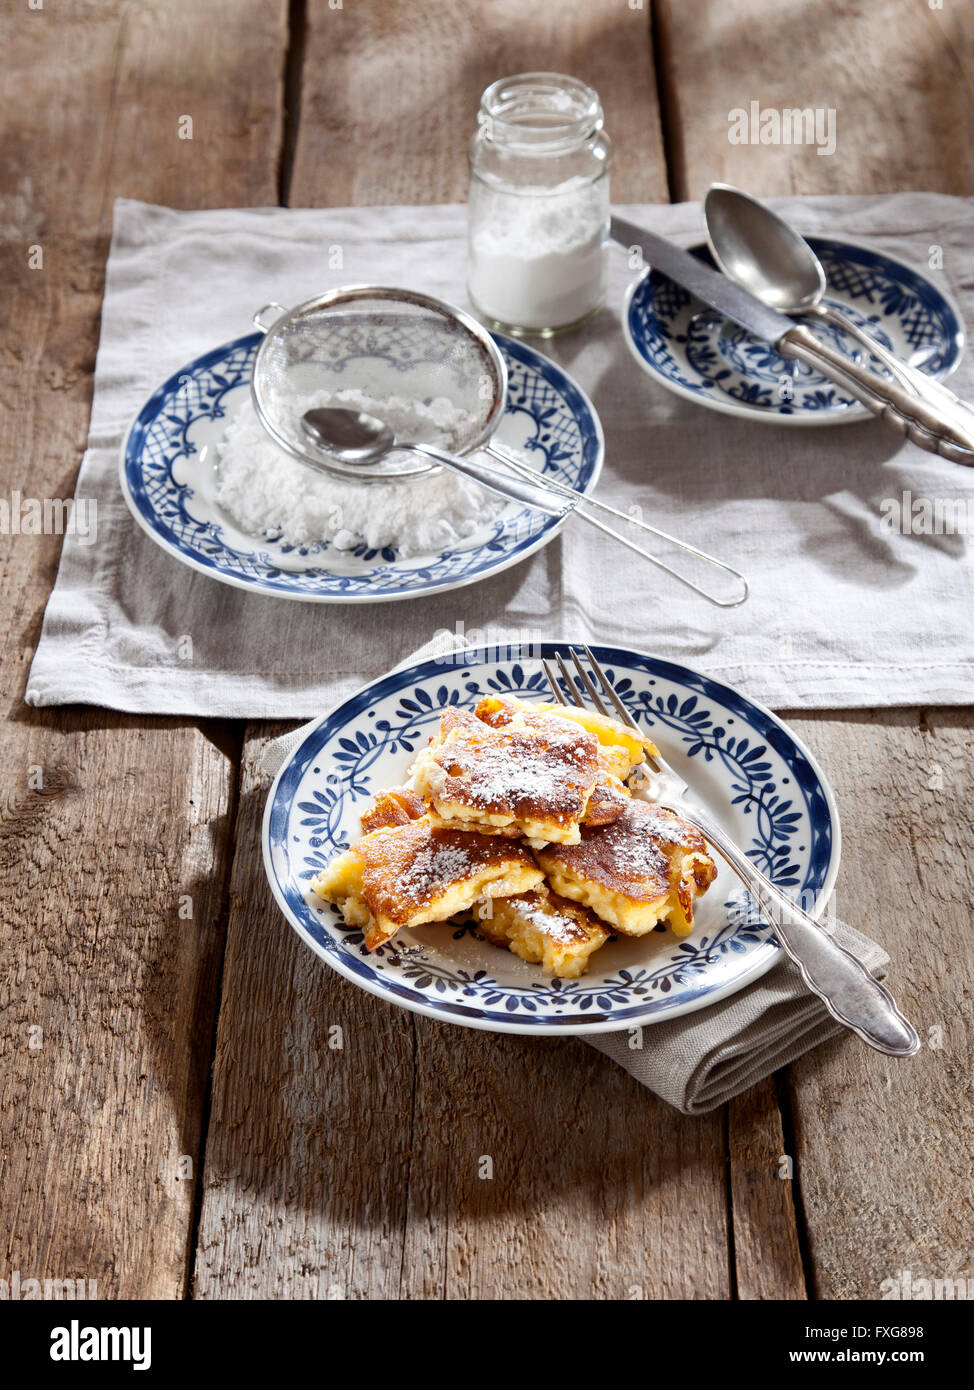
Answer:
xmin=214 ymin=391 xmax=505 ymax=558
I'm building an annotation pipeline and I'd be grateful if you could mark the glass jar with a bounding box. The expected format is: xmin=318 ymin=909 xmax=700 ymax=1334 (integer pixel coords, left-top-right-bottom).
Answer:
xmin=467 ymin=72 xmax=612 ymax=336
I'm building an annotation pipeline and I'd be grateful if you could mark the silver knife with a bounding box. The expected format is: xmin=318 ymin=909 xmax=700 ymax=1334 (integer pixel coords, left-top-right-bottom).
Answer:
xmin=611 ymin=215 xmax=974 ymax=463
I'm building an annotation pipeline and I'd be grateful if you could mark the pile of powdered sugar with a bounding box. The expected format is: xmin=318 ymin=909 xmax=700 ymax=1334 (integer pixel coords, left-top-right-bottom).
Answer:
xmin=214 ymin=390 xmax=503 ymax=557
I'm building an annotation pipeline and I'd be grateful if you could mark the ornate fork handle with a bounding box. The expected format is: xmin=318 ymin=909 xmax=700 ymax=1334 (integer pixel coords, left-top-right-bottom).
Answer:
xmin=666 ymin=798 xmax=921 ymax=1057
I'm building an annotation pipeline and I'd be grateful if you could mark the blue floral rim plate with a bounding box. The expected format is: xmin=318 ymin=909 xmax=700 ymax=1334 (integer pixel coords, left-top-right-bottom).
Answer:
xmin=262 ymin=644 xmax=841 ymax=1035
xmin=624 ymin=235 xmax=964 ymax=425
xmin=119 ymin=333 xmax=602 ymax=603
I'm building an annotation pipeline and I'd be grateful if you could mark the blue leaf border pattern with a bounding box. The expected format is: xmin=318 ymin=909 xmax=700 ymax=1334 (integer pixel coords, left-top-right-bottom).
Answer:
xmin=265 ymin=646 xmax=837 ymax=1030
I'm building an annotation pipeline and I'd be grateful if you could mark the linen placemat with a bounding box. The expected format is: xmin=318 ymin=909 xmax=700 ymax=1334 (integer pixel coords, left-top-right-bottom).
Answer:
xmin=25 ymin=193 xmax=974 ymax=715
xmin=259 ymin=632 xmax=889 ymax=1116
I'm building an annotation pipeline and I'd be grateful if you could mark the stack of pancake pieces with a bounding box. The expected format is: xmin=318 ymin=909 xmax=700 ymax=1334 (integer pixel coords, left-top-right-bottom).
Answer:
xmin=312 ymin=694 xmax=718 ymax=979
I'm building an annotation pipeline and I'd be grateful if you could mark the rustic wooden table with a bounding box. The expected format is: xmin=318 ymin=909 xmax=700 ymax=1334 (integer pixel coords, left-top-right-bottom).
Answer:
xmin=3 ymin=0 xmax=972 ymax=1301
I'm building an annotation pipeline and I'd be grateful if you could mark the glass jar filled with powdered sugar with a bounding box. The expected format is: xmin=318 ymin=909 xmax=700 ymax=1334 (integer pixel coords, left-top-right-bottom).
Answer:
xmin=467 ymin=72 xmax=611 ymax=336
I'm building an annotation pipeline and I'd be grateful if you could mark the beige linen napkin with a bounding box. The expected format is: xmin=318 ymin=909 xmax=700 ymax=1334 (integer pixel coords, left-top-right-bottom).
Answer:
xmin=25 ymin=195 xmax=974 ymax=716
xmin=261 ymin=635 xmax=888 ymax=1115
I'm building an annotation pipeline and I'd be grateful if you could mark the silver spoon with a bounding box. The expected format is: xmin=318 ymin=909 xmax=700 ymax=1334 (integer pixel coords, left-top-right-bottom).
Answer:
xmin=300 ymin=407 xmax=565 ymax=516
xmin=704 ymin=183 xmax=974 ymax=440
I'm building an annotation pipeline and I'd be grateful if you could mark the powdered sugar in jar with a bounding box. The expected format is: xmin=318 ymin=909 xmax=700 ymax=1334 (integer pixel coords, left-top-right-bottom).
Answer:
xmin=467 ymin=73 xmax=611 ymax=337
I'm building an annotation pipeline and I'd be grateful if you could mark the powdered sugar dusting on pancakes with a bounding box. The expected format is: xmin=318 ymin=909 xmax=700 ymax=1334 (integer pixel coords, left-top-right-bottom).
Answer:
xmin=427 ymin=709 xmax=598 ymax=823
xmin=514 ymin=894 xmax=587 ymax=944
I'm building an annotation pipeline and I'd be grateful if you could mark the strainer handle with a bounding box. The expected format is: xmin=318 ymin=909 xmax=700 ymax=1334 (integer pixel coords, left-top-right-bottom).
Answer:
xmin=252 ymin=302 xmax=288 ymax=334
xmin=409 ymin=444 xmax=566 ymax=517
xmin=486 ymin=441 xmax=749 ymax=607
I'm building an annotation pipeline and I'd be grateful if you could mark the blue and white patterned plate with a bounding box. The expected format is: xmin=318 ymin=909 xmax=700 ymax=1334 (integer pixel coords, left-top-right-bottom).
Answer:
xmin=624 ymin=236 xmax=964 ymax=425
xmin=119 ymin=334 xmax=602 ymax=602
xmin=262 ymin=645 xmax=841 ymax=1035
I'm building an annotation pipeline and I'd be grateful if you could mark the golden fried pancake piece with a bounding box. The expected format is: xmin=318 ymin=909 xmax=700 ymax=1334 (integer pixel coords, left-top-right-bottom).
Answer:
xmin=360 ymin=786 xmax=426 ymax=833
xmin=583 ymin=747 xmax=632 ymax=826
xmin=534 ymin=798 xmax=716 ymax=938
xmin=409 ymin=706 xmax=600 ymax=845
xmin=311 ymin=815 xmax=544 ymax=951
xmin=472 ymin=888 xmax=611 ymax=978
xmin=471 ymin=695 xmax=634 ymax=825
xmin=475 ymin=694 xmax=658 ymax=772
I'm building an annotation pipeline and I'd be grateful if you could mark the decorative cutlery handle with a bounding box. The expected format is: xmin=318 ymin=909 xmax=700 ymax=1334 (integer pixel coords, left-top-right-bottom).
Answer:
xmin=818 ymin=304 xmax=974 ymax=445
xmin=485 ymin=442 xmax=749 ymax=607
xmin=781 ymin=323 xmax=974 ymax=464
xmin=816 ymin=303 xmax=923 ymax=394
xmin=673 ymin=801 xmax=921 ymax=1057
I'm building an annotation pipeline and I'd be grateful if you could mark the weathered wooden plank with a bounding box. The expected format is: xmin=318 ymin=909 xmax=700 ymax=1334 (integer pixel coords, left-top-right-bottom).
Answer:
xmin=781 ymin=708 xmax=974 ymax=1300
xmin=653 ymin=0 xmax=974 ymax=200
xmin=728 ymin=1078 xmax=806 ymax=1299
xmin=290 ymin=0 xmax=667 ymax=205
xmin=0 ymin=711 xmax=237 ymax=1300
xmin=400 ymin=1028 xmax=730 ymax=1299
xmin=192 ymin=731 xmax=418 ymax=1300
xmin=654 ymin=0 xmax=974 ymax=1301
xmin=0 ymin=0 xmax=286 ymax=1298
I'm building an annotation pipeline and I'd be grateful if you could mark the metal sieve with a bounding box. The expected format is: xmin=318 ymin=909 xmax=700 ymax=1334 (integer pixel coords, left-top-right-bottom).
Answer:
xmin=251 ymin=285 xmax=508 ymax=480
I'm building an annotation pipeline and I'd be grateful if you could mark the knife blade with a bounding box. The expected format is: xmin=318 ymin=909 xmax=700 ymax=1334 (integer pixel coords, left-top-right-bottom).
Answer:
xmin=610 ymin=214 xmax=796 ymax=345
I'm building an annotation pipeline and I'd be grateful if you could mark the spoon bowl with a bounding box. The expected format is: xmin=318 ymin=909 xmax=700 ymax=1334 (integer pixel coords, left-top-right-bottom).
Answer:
xmin=300 ymin=406 xmax=566 ymax=515
xmin=704 ymin=184 xmax=826 ymax=315
xmin=704 ymin=182 xmax=974 ymax=450
xmin=704 ymin=182 xmax=936 ymax=391
xmin=301 ymin=406 xmax=394 ymax=465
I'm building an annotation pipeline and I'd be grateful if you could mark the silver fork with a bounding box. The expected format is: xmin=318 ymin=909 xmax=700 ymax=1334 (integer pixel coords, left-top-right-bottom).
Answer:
xmin=543 ymin=646 xmax=920 ymax=1058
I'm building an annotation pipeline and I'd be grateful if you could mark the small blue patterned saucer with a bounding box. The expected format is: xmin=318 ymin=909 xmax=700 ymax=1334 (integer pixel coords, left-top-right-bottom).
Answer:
xmin=263 ymin=645 xmax=841 ymax=1035
xmin=624 ymin=236 xmax=964 ymax=425
xmin=119 ymin=334 xmax=602 ymax=602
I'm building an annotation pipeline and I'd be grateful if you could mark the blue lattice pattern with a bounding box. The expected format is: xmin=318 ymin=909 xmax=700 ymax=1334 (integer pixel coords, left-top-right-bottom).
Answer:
xmin=122 ymin=333 xmax=602 ymax=600
xmin=626 ymin=236 xmax=963 ymax=421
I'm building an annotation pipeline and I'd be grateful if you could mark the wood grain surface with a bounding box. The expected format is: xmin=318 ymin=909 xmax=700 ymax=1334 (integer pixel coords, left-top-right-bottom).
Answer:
xmin=656 ymin=1 xmax=974 ymax=1304
xmin=0 ymin=0 xmax=285 ymax=1299
xmin=290 ymin=0 xmax=666 ymax=206
xmin=654 ymin=0 xmax=974 ymax=200
xmin=2 ymin=0 xmax=971 ymax=1302
xmin=782 ymin=709 xmax=974 ymax=1299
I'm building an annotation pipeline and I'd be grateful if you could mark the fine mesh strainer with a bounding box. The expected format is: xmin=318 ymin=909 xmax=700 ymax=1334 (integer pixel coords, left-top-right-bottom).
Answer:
xmin=249 ymin=284 xmax=750 ymax=606
xmin=251 ymin=285 xmax=508 ymax=481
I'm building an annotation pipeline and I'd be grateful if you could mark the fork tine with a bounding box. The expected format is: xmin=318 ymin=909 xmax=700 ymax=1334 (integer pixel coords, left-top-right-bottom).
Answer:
xmin=553 ymin=651 xmax=586 ymax=708
xmin=541 ymin=658 xmax=564 ymax=705
xmin=580 ymin=645 xmax=641 ymax=731
xmin=568 ymin=648 xmax=609 ymax=717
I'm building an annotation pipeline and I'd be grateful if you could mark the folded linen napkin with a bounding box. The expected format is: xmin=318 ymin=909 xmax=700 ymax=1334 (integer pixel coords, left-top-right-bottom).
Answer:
xmin=262 ymin=635 xmax=888 ymax=1115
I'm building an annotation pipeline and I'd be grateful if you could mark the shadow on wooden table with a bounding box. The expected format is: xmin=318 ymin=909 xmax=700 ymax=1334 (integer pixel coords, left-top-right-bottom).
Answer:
xmin=188 ymin=778 xmax=738 ymax=1298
